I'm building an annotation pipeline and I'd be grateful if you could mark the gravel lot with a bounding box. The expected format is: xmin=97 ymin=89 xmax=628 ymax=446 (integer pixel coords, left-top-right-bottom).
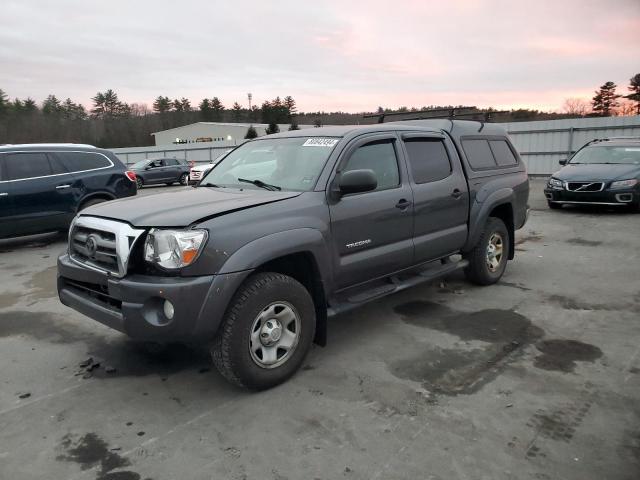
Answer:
xmin=1 ymin=178 xmax=639 ymax=480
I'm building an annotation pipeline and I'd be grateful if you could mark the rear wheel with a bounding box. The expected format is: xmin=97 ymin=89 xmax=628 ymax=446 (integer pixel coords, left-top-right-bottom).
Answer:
xmin=464 ymin=217 xmax=510 ymax=285
xmin=179 ymin=173 xmax=189 ymax=186
xmin=211 ymin=272 xmax=315 ymax=390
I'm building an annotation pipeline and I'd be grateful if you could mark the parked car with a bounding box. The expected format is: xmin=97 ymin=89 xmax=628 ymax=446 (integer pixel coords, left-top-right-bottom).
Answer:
xmin=544 ymin=137 xmax=640 ymax=211
xmin=57 ymin=121 xmax=529 ymax=390
xmin=0 ymin=143 xmax=136 ymax=239
xmin=130 ymin=158 xmax=191 ymax=188
xmin=189 ymin=150 xmax=233 ymax=184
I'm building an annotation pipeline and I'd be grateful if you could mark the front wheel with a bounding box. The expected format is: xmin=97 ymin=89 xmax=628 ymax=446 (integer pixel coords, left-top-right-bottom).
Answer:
xmin=211 ymin=272 xmax=316 ymax=390
xmin=464 ymin=217 xmax=510 ymax=285
xmin=179 ymin=173 xmax=189 ymax=186
xmin=136 ymin=177 xmax=144 ymax=189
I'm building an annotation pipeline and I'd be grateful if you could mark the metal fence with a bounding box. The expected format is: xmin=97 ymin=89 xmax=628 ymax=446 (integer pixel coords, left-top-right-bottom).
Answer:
xmin=502 ymin=115 xmax=640 ymax=175
xmin=110 ymin=143 xmax=237 ymax=166
xmin=110 ymin=115 xmax=640 ymax=174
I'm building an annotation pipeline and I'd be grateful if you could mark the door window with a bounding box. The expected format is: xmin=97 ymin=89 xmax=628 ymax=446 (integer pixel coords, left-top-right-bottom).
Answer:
xmin=165 ymin=158 xmax=179 ymax=166
xmin=404 ymin=138 xmax=452 ymax=183
xmin=4 ymin=153 xmax=53 ymax=180
xmin=342 ymin=140 xmax=399 ymax=191
xmin=56 ymin=152 xmax=111 ymax=172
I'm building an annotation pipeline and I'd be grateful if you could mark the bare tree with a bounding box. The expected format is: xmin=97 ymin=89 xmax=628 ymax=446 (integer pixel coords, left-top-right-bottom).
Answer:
xmin=562 ymin=98 xmax=590 ymax=116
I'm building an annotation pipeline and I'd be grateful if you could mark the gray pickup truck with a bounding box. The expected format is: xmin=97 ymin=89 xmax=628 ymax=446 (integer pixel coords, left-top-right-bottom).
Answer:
xmin=57 ymin=120 xmax=529 ymax=390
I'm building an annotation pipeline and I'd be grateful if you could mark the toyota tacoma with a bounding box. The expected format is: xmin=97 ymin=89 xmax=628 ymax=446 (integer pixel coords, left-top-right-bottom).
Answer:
xmin=57 ymin=120 xmax=529 ymax=390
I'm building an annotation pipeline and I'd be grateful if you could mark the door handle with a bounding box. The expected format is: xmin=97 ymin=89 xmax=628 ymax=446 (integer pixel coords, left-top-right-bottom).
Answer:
xmin=56 ymin=185 xmax=71 ymax=189
xmin=451 ymin=189 xmax=463 ymax=199
xmin=395 ymin=199 xmax=411 ymax=210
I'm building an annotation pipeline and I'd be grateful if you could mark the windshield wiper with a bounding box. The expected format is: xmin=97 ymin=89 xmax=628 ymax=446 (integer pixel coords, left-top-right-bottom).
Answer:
xmin=237 ymin=178 xmax=281 ymax=191
xmin=200 ymin=182 xmax=223 ymax=188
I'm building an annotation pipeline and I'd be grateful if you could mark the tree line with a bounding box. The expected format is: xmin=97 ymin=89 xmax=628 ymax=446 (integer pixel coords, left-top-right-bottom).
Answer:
xmin=0 ymin=74 xmax=638 ymax=148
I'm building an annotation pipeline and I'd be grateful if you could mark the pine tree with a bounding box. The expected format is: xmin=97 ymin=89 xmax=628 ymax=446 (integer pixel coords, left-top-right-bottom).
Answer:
xmin=591 ymin=81 xmax=621 ymax=116
xmin=0 ymin=89 xmax=8 ymax=116
xmin=232 ymin=102 xmax=242 ymax=122
xmin=266 ymin=122 xmax=279 ymax=134
xmin=153 ymin=96 xmax=172 ymax=113
xmin=42 ymin=95 xmax=62 ymax=115
xmin=245 ymin=125 xmax=258 ymax=139
xmin=625 ymin=73 xmax=640 ymax=115
xmin=199 ymin=98 xmax=212 ymax=121
xmin=210 ymin=97 xmax=225 ymax=121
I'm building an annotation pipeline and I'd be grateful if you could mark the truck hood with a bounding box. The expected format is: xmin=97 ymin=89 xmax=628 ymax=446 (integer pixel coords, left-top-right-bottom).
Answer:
xmin=554 ymin=163 xmax=640 ymax=182
xmin=81 ymin=187 xmax=302 ymax=227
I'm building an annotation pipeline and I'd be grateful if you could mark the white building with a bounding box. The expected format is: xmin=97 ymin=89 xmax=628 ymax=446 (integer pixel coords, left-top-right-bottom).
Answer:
xmin=151 ymin=122 xmax=317 ymax=147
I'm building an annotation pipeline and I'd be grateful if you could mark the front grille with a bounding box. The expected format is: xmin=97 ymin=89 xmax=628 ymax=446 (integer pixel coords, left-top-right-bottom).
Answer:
xmin=71 ymin=227 xmax=118 ymax=274
xmin=566 ymin=182 xmax=604 ymax=192
xmin=69 ymin=216 xmax=145 ymax=277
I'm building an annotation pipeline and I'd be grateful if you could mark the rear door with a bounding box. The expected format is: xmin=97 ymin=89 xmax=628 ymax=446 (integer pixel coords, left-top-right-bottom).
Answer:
xmin=328 ymin=133 xmax=414 ymax=289
xmin=164 ymin=158 xmax=181 ymax=181
xmin=400 ymin=133 xmax=469 ymax=263
xmin=2 ymin=151 xmax=76 ymax=235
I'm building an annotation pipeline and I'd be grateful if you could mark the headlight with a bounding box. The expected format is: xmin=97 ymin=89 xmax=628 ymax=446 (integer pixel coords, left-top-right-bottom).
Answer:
xmin=609 ymin=179 xmax=638 ymax=190
xmin=144 ymin=229 xmax=208 ymax=270
xmin=548 ymin=178 xmax=564 ymax=189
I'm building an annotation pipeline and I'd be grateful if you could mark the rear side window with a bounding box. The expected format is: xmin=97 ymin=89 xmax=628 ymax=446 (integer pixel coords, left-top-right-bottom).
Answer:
xmin=57 ymin=152 xmax=112 ymax=172
xmin=343 ymin=139 xmax=400 ymax=191
xmin=404 ymin=138 xmax=452 ymax=183
xmin=462 ymin=140 xmax=496 ymax=170
xmin=489 ymin=140 xmax=518 ymax=166
xmin=4 ymin=152 xmax=53 ymax=180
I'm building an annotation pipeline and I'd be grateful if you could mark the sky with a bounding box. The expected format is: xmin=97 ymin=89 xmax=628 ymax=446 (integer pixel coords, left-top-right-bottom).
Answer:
xmin=1 ymin=0 xmax=638 ymax=113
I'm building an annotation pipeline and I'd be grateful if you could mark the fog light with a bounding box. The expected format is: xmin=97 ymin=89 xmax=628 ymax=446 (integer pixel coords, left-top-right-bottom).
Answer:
xmin=163 ymin=300 xmax=175 ymax=320
xmin=615 ymin=193 xmax=632 ymax=203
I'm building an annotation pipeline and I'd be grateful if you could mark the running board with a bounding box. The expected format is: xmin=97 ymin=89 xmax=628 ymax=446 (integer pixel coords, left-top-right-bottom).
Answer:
xmin=327 ymin=258 xmax=468 ymax=317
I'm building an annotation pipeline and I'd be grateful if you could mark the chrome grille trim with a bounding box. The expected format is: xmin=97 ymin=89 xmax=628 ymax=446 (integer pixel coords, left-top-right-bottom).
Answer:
xmin=565 ymin=181 xmax=604 ymax=192
xmin=68 ymin=216 xmax=145 ymax=278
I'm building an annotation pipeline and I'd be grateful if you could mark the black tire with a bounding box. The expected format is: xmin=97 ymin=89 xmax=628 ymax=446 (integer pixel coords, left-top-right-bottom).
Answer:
xmin=78 ymin=197 xmax=108 ymax=211
xmin=211 ymin=272 xmax=316 ymax=390
xmin=136 ymin=177 xmax=144 ymax=189
xmin=179 ymin=173 xmax=189 ymax=186
xmin=464 ymin=217 xmax=510 ymax=286
xmin=547 ymin=201 xmax=561 ymax=210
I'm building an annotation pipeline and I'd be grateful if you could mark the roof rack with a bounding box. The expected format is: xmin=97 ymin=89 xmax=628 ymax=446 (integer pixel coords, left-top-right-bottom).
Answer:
xmin=587 ymin=136 xmax=640 ymax=145
xmin=362 ymin=107 xmax=509 ymax=124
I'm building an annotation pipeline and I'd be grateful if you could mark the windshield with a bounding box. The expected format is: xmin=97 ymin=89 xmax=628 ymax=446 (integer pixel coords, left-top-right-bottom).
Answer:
xmin=569 ymin=146 xmax=640 ymax=165
xmin=131 ymin=160 xmax=149 ymax=169
xmin=200 ymin=137 xmax=339 ymax=191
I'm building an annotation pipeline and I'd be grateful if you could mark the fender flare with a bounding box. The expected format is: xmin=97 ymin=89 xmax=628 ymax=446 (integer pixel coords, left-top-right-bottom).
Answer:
xmin=218 ymin=227 xmax=333 ymax=286
xmin=464 ymin=187 xmax=515 ymax=252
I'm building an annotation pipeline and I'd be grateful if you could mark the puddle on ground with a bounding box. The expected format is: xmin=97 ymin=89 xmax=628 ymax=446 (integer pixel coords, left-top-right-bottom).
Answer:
xmin=0 ymin=310 xmax=210 ymax=378
xmin=391 ymin=300 xmax=544 ymax=395
xmin=57 ymin=432 xmax=140 ymax=480
xmin=26 ymin=265 xmax=58 ymax=299
xmin=533 ymin=339 xmax=602 ymax=373
xmin=566 ymin=237 xmax=602 ymax=247
xmin=546 ymin=294 xmax=621 ymax=312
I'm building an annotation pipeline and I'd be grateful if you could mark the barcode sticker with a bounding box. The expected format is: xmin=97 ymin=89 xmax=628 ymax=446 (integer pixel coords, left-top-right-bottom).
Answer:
xmin=303 ymin=138 xmax=339 ymax=147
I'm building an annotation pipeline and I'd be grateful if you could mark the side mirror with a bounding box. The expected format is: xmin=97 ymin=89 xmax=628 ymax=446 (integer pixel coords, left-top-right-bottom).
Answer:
xmin=559 ymin=159 xmax=567 ymax=166
xmin=338 ymin=169 xmax=377 ymax=195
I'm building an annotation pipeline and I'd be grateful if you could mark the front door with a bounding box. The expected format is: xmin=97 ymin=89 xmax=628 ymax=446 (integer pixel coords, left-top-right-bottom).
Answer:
xmin=1 ymin=151 xmax=76 ymax=235
xmin=329 ymin=134 xmax=414 ymax=289
xmin=400 ymin=134 xmax=469 ymax=262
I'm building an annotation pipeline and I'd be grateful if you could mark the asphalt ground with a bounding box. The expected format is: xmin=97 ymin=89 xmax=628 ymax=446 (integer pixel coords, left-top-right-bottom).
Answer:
xmin=0 ymin=178 xmax=639 ymax=480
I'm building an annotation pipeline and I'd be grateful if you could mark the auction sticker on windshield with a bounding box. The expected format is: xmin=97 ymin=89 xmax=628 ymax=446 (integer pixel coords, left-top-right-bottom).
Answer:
xmin=303 ymin=138 xmax=339 ymax=147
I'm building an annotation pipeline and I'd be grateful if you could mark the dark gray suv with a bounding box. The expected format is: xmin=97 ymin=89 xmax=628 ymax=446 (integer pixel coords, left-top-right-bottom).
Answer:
xmin=130 ymin=157 xmax=191 ymax=188
xmin=58 ymin=120 xmax=529 ymax=390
